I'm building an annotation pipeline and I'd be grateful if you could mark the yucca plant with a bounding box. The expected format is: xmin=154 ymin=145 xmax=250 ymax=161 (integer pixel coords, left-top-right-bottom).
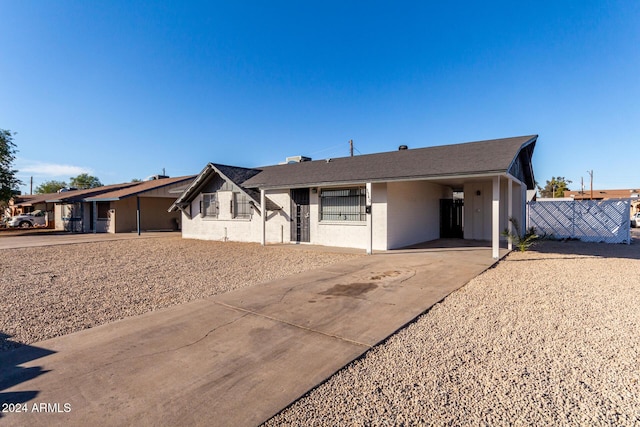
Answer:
xmin=502 ymin=217 xmax=538 ymax=252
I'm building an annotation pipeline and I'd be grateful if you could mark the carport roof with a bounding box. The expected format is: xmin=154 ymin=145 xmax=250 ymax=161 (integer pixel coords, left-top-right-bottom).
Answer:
xmin=43 ymin=176 xmax=196 ymax=203
xmin=84 ymin=176 xmax=196 ymax=201
xmin=11 ymin=192 xmax=59 ymax=206
xmin=242 ymin=135 xmax=537 ymax=189
xmin=45 ymin=182 xmax=141 ymax=203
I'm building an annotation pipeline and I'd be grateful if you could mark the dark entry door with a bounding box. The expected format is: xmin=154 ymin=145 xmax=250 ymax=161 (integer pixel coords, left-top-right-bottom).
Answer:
xmin=440 ymin=199 xmax=464 ymax=238
xmin=291 ymin=188 xmax=310 ymax=243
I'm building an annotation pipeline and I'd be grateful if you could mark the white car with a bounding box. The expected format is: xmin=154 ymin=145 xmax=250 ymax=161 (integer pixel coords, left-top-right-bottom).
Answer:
xmin=8 ymin=210 xmax=47 ymax=228
xmin=631 ymin=212 xmax=640 ymax=228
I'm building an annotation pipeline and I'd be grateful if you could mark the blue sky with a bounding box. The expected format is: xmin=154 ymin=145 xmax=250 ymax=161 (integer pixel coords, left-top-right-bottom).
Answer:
xmin=2 ymin=1 xmax=639 ymax=193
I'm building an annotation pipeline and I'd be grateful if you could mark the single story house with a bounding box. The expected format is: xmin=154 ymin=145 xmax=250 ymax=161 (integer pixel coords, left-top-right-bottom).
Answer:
xmin=564 ymin=189 xmax=640 ymax=215
xmin=7 ymin=193 xmax=58 ymax=227
xmin=45 ymin=176 xmax=195 ymax=233
xmin=170 ymin=135 xmax=537 ymax=257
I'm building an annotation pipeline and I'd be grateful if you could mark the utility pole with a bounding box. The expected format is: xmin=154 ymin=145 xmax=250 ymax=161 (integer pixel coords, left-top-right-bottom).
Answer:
xmin=349 ymin=139 xmax=354 ymax=157
xmin=30 ymin=176 xmax=33 ymax=195
xmin=587 ymin=170 xmax=593 ymax=200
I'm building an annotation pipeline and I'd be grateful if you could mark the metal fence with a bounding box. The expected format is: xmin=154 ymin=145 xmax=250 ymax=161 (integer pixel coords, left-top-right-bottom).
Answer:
xmin=528 ymin=199 xmax=631 ymax=244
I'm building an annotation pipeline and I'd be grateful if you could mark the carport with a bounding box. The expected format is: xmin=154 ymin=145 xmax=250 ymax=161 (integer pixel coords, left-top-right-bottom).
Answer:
xmin=242 ymin=135 xmax=537 ymax=258
xmin=84 ymin=176 xmax=195 ymax=234
xmin=46 ymin=176 xmax=195 ymax=234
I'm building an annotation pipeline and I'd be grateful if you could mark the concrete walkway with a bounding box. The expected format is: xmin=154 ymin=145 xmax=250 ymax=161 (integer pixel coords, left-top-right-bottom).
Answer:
xmin=0 ymin=243 xmax=507 ymax=426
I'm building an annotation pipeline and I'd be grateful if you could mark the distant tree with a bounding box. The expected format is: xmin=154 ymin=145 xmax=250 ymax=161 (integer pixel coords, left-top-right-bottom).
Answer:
xmin=537 ymin=176 xmax=571 ymax=198
xmin=0 ymin=129 xmax=22 ymax=203
xmin=69 ymin=173 xmax=102 ymax=189
xmin=131 ymin=178 xmax=142 ymax=183
xmin=35 ymin=180 xmax=68 ymax=194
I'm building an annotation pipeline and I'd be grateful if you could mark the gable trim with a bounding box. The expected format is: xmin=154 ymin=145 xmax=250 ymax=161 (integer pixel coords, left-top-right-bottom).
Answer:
xmin=168 ymin=163 xmax=262 ymax=213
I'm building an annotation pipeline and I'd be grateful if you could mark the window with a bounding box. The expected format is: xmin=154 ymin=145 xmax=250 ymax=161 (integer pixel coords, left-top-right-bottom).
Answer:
xmin=202 ymin=193 xmax=219 ymax=217
xmin=320 ymin=187 xmax=366 ymax=221
xmin=233 ymin=192 xmax=251 ymax=219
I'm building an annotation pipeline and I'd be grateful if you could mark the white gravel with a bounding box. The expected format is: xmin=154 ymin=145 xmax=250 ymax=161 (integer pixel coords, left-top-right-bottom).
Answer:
xmin=0 ymin=236 xmax=361 ymax=352
xmin=265 ymin=240 xmax=640 ymax=426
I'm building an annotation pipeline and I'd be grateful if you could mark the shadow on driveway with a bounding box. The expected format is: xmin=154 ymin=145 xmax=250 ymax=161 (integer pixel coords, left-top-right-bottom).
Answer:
xmin=0 ymin=333 xmax=55 ymax=417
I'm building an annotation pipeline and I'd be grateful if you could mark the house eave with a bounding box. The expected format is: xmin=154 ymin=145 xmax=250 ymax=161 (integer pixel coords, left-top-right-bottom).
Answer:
xmin=248 ymin=171 xmax=509 ymax=191
xmin=84 ymin=197 xmax=121 ymax=202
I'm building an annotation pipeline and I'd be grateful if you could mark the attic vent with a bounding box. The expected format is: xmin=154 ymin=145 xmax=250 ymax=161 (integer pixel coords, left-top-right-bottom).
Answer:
xmin=398 ymin=145 xmax=408 ymax=150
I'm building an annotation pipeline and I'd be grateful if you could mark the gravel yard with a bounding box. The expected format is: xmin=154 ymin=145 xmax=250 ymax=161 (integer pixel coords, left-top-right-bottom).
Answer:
xmin=266 ymin=241 xmax=640 ymax=426
xmin=0 ymin=235 xmax=362 ymax=352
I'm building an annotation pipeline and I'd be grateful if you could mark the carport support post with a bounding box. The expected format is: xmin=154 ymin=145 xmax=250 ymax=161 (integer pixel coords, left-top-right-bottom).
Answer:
xmin=366 ymin=182 xmax=372 ymax=255
xmin=92 ymin=201 xmax=97 ymax=234
xmin=260 ymin=189 xmax=266 ymax=246
xmin=492 ymin=176 xmax=500 ymax=259
xmin=136 ymin=196 xmax=141 ymax=236
xmin=507 ymin=178 xmax=513 ymax=250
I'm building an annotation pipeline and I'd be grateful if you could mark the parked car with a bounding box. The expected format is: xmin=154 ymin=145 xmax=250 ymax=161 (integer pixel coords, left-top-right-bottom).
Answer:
xmin=631 ymin=212 xmax=640 ymax=228
xmin=7 ymin=210 xmax=47 ymax=228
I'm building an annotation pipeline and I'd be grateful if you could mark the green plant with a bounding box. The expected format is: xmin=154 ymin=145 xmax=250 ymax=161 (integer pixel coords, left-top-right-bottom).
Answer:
xmin=502 ymin=217 xmax=538 ymax=252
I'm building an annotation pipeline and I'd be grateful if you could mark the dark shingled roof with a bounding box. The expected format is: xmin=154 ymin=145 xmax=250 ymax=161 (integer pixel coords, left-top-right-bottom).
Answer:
xmin=243 ymin=135 xmax=537 ymax=189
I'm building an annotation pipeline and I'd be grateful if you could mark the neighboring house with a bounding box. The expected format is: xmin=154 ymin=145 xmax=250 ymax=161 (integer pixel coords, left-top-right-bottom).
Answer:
xmin=44 ymin=176 xmax=194 ymax=233
xmin=564 ymin=189 xmax=640 ymax=216
xmin=170 ymin=135 xmax=537 ymax=257
xmin=7 ymin=193 xmax=59 ymax=227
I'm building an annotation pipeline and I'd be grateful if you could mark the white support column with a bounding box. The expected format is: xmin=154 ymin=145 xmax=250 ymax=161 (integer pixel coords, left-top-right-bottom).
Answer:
xmin=260 ymin=189 xmax=266 ymax=246
xmin=492 ymin=176 xmax=500 ymax=259
xmin=507 ymin=178 xmax=513 ymax=251
xmin=366 ymin=182 xmax=373 ymax=255
xmin=522 ymin=184 xmax=528 ymax=234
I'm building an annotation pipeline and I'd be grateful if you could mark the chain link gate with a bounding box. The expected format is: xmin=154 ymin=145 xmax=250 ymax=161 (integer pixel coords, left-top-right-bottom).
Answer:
xmin=528 ymin=199 xmax=631 ymax=244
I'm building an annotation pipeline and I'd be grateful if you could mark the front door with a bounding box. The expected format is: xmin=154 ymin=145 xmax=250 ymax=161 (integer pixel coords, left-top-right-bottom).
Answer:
xmin=291 ymin=188 xmax=310 ymax=243
xmin=440 ymin=199 xmax=464 ymax=238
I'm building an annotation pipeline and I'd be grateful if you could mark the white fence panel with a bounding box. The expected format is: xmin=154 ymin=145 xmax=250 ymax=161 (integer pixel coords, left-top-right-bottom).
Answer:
xmin=528 ymin=199 xmax=631 ymax=244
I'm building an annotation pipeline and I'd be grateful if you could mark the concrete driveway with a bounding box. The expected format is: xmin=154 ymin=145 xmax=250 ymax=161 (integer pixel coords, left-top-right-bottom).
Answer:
xmin=0 ymin=241 xmax=507 ymax=426
xmin=0 ymin=231 xmax=178 ymax=250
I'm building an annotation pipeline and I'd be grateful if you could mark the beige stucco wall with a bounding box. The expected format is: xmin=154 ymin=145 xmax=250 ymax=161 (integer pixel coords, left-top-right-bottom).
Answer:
xmin=114 ymin=197 xmax=138 ymax=233
xmin=139 ymin=198 xmax=181 ymax=231
xmin=109 ymin=197 xmax=180 ymax=233
xmin=54 ymin=204 xmax=64 ymax=231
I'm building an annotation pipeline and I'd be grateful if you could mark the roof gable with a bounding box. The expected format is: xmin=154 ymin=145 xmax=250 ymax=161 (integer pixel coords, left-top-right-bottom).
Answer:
xmin=168 ymin=163 xmax=264 ymax=212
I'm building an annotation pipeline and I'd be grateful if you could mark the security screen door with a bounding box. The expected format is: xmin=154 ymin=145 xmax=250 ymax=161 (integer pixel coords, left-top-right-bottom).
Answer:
xmin=291 ymin=188 xmax=310 ymax=243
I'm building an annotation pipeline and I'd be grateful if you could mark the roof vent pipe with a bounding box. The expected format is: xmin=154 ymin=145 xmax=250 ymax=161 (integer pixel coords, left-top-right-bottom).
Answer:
xmin=398 ymin=145 xmax=408 ymax=150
